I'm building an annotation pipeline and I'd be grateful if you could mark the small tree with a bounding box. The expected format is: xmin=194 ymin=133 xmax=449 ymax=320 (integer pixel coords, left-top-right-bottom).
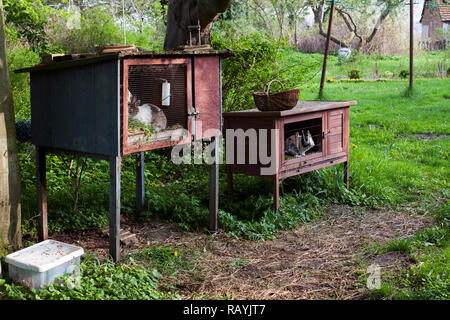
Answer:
xmin=0 ymin=0 xmax=21 ymax=255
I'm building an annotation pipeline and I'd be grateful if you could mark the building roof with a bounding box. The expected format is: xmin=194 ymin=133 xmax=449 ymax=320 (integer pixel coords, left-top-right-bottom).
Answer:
xmin=440 ymin=1 xmax=450 ymax=22
xmin=420 ymin=0 xmax=450 ymax=23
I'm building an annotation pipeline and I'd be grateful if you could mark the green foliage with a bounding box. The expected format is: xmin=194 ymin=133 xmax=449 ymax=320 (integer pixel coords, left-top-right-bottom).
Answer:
xmin=132 ymin=246 xmax=199 ymax=278
xmin=348 ymin=69 xmax=361 ymax=79
xmin=3 ymin=0 xmax=50 ymax=53
xmin=399 ymin=69 xmax=409 ymax=79
xmin=369 ymin=202 xmax=450 ymax=300
xmin=0 ymin=254 xmax=178 ymax=300
xmin=212 ymin=28 xmax=320 ymax=111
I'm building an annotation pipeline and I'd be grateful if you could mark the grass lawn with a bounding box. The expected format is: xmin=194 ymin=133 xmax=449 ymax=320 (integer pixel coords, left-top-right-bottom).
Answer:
xmin=302 ymin=78 xmax=449 ymax=299
xmin=288 ymin=50 xmax=450 ymax=80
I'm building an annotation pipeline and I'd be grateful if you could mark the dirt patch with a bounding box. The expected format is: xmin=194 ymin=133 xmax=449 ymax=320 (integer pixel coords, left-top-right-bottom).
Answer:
xmin=413 ymin=134 xmax=448 ymax=141
xmin=52 ymin=228 xmax=109 ymax=256
xmin=47 ymin=205 xmax=431 ymax=300
xmin=143 ymin=205 xmax=431 ymax=300
xmin=397 ymin=134 xmax=448 ymax=141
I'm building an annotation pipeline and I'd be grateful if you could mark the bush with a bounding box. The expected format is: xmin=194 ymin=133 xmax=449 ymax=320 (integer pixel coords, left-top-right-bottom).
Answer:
xmin=0 ymin=255 xmax=177 ymax=300
xmin=447 ymin=67 xmax=450 ymax=77
xmin=399 ymin=69 xmax=410 ymax=79
xmin=212 ymin=27 xmax=320 ymax=112
xmin=348 ymin=69 xmax=361 ymax=79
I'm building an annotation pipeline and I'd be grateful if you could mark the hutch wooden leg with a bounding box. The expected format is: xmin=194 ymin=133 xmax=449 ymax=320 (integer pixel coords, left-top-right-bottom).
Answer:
xmin=344 ymin=160 xmax=349 ymax=189
xmin=273 ymin=175 xmax=280 ymax=211
xmin=227 ymin=169 xmax=233 ymax=202
xmin=136 ymin=152 xmax=145 ymax=215
xmin=109 ymin=156 xmax=121 ymax=263
xmin=36 ymin=146 xmax=48 ymax=241
xmin=209 ymin=136 xmax=220 ymax=232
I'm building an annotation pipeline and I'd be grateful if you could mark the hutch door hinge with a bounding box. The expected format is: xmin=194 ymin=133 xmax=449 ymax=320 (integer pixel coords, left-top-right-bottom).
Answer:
xmin=188 ymin=107 xmax=200 ymax=117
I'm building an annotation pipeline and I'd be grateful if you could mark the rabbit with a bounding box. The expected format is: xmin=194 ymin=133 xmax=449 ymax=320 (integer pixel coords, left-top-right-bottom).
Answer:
xmin=128 ymin=90 xmax=167 ymax=132
xmin=298 ymin=130 xmax=315 ymax=156
xmin=285 ymin=130 xmax=315 ymax=157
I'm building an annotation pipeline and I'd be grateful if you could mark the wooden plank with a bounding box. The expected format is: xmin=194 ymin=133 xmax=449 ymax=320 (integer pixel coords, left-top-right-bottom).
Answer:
xmin=36 ymin=146 xmax=48 ymax=241
xmin=273 ymin=175 xmax=280 ymax=211
xmin=281 ymin=151 xmax=347 ymax=172
xmin=343 ymin=108 xmax=350 ymax=153
xmin=94 ymin=60 xmax=120 ymax=156
xmin=41 ymin=54 xmax=65 ymax=65
xmin=344 ymin=160 xmax=349 ymax=189
xmin=194 ymin=56 xmax=221 ymax=139
xmin=15 ymin=54 xmax=119 ymax=74
xmin=329 ymin=141 xmax=343 ymax=154
xmin=327 ymin=134 xmax=343 ymax=145
xmin=280 ymin=155 xmax=347 ymax=179
xmin=30 ymin=72 xmax=52 ymax=147
xmin=223 ymin=101 xmax=357 ymax=119
xmin=30 ymin=60 xmax=119 ymax=156
xmin=329 ymin=125 xmax=342 ymax=136
xmin=329 ymin=115 xmax=343 ymax=129
xmin=227 ymin=169 xmax=233 ymax=202
xmin=109 ymin=156 xmax=121 ymax=263
xmin=209 ymin=136 xmax=220 ymax=232
xmin=136 ymin=152 xmax=145 ymax=215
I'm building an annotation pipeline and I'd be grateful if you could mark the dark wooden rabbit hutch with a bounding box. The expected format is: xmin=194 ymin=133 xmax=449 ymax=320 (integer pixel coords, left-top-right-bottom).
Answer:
xmin=223 ymin=100 xmax=356 ymax=210
xmin=16 ymin=50 xmax=230 ymax=262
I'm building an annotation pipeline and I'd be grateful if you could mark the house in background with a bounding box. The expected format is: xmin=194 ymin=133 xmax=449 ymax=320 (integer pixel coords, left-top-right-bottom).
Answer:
xmin=420 ymin=0 xmax=450 ymax=42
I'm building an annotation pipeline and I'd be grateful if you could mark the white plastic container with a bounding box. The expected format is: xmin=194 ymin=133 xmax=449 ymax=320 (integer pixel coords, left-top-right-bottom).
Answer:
xmin=5 ymin=239 xmax=84 ymax=289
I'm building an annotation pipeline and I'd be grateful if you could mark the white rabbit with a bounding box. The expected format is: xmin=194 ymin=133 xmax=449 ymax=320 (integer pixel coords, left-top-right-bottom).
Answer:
xmin=128 ymin=90 xmax=167 ymax=132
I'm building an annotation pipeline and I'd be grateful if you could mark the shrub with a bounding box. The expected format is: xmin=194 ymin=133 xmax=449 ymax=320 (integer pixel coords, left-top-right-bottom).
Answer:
xmin=0 ymin=255 xmax=177 ymax=300
xmin=212 ymin=27 xmax=320 ymax=112
xmin=399 ymin=69 xmax=410 ymax=79
xmin=447 ymin=67 xmax=450 ymax=77
xmin=348 ymin=69 xmax=361 ymax=79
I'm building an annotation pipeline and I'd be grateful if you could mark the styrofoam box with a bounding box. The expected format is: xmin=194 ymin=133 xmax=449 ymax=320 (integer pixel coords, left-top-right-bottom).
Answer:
xmin=5 ymin=239 xmax=84 ymax=289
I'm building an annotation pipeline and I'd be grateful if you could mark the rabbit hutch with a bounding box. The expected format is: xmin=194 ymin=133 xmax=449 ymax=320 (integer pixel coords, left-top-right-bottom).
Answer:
xmin=16 ymin=49 xmax=230 ymax=262
xmin=223 ymin=100 xmax=357 ymax=210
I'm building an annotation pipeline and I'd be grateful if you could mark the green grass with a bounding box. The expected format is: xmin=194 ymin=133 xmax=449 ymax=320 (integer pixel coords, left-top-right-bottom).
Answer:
xmin=303 ymin=79 xmax=449 ymax=204
xmin=287 ymin=50 xmax=450 ymax=80
xmin=0 ymin=254 xmax=178 ymax=300
xmin=368 ymin=203 xmax=449 ymax=300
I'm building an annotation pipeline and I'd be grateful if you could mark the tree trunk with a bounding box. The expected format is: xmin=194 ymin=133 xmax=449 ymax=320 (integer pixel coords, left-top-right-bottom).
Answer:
xmin=164 ymin=0 xmax=233 ymax=50
xmin=0 ymin=0 xmax=22 ymax=255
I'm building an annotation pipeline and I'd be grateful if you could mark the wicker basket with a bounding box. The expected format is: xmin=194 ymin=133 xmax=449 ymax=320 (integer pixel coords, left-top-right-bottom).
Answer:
xmin=253 ymin=80 xmax=299 ymax=112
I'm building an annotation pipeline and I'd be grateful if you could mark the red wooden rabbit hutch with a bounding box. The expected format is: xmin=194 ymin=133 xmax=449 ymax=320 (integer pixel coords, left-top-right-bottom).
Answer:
xmin=223 ymin=100 xmax=356 ymax=210
xmin=16 ymin=50 xmax=230 ymax=262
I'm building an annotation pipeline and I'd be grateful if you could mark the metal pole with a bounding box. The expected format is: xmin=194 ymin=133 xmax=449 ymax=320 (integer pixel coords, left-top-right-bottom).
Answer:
xmin=409 ymin=0 xmax=414 ymax=90
xmin=319 ymin=0 xmax=335 ymax=99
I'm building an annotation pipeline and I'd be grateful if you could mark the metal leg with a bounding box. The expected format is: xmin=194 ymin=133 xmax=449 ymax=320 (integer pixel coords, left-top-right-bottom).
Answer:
xmin=36 ymin=146 xmax=48 ymax=241
xmin=209 ymin=136 xmax=220 ymax=232
xmin=109 ymin=156 xmax=121 ymax=263
xmin=344 ymin=160 xmax=349 ymax=189
xmin=227 ymin=169 xmax=233 ymax=202
xmin=136 ymin=152 xmax=145 ymax=215
xmin=273 ymin=175 xmax=280 ymax=211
